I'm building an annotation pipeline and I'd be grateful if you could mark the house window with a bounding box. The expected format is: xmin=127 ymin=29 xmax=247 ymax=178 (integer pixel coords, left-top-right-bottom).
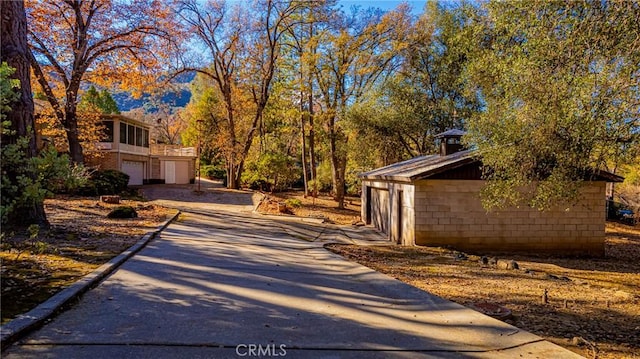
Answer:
xmin=102 ymin=121 xmax=114 ymax=142
xmin=119 ymin=122 xmax=127 ymax=144
xmin=135 ymin=126 xmax=143 ymax=146
xmin=127 ymin=124 xmax=135 ymax=145
xmin=143 ymin=129 xmax=149 ymax=147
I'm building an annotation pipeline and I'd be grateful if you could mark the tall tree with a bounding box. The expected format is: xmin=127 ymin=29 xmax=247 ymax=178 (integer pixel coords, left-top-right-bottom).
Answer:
xmin=240 ymin=0 xmax=304 ymax=189
xmin=1 ymin=0 xmax=48 ymax=227
xmin=463 ymin=0 xmax=640 ymax=210
xmin=348 ymin=1 xmax=480 ymax=165
xmin=98 ymin=89 xmax=120 ymax=115
xmin=81 ymin=85 xmax=120 ymax=114
xmin=176 ymin=0 xmax=250 ymax=189
xmin=180 ymin=73 xmax=226 ymax=162
xmin=312 ymin=5 xmax=410 ymax=208
xmin=154 ymin=111 xmax=186 ymax=145
xmin=177 ymin=0 xmax=303 ymax=189
xmin=26 ymin=0 xmax=177 ymax=164
xmin=281 ymin=0 xmax=335 ymax=197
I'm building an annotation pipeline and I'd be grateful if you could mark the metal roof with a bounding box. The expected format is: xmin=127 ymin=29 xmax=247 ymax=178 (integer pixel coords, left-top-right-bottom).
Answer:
xmin=359 ymin=149 xmax=477 ymax=182
xmin=435 ymin=129 xmax=466 ymax=138
xmin=359 ymin=149 xmax=624 ymax=183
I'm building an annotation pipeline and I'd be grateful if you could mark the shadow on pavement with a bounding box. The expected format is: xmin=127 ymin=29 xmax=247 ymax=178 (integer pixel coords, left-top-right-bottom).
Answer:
xmin=4 ymin=211 xmax=577 ymax=359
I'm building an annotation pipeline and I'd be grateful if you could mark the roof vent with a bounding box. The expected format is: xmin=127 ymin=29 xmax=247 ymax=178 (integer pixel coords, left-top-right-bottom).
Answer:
xmin=435 ymin=129 xmax=466 ymax=156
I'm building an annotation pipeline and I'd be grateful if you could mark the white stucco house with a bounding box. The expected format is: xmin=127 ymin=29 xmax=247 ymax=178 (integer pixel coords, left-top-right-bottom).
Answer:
xmin=87 ymin=114 xmax=196 ymax=185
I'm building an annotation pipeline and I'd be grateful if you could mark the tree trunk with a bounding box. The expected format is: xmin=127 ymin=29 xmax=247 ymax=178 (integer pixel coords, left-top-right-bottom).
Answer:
xmin=64 ymin=105 xmax=84 ymax=164
xmin=227 ymin=161 xmax=237 ymax=189
xmin=1 ymin=2 xmax=35 ymax=147
xmin=232 ymin=108 xmax=263 ymax=190
xmin=0 ymin=0 xmax=48 ymax=227
xmin=308 ymin=85 xmax=317 ymax=198
xmin=330 ymin=153 xmax=347 ymax=209
xmin=307 ymin=21 xmax=317 ymax=198
xmin=223 ymin=84 xmax=238 ymax=189
xmin=233 ymin=161 xmax=243 ymax=190
xmin=335 ymin=156 xmax=347 ymax=208
xmin=300 ymin=88 xmax=309 ymax=197
xmin=330 ymin=150 xmax=347 ymax=209
xmin=328 ymin=115 xmax=346 ymax=209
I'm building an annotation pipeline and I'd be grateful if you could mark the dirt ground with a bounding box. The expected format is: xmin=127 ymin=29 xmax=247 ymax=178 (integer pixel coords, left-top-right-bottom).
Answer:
xmin=257 ymin=191 xmax=361 ymax=224
xmin=327 ymin=223 xmax=640 ymax=359
xmin=0 ymin=196 xmax=175 ymax=324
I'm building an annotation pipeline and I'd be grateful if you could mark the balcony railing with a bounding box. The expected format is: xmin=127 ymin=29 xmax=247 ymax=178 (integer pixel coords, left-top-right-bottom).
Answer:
xmin=150 ymin=144 xmax=196 ymax=157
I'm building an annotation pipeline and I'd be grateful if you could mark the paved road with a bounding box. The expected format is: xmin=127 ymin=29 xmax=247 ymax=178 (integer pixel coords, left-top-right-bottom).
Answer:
xmin=3 ymin=181 xmax=582 ymax=358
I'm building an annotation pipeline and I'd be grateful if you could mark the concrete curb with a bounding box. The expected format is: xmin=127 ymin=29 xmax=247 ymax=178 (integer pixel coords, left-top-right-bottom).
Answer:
xmin=252 ymin=191 xmax=266 ymax=213
xmin=256 ymin=212 xmax=326 ymax=224
xmin=0 ymin=210 xmax=181 ymax=350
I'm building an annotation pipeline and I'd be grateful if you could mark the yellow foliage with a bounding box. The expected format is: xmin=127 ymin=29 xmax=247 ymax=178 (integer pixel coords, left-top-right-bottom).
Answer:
xmin=26 ymin=0 xmax=183 ymax=162
xmin=35 ymin=101 xmax=106 ymax=161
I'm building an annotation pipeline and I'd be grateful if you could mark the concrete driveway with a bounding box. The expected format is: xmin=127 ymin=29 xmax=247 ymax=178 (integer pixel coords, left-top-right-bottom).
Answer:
xmin=3 ymin=181 xmax=582 ymax=358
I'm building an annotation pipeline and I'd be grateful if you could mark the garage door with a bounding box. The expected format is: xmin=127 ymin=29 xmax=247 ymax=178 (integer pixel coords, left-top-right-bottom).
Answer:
xmin=165 ymin=161 xmax=176 ymax=184
xmin=166 ymin=161 xmax=191 ymax=184
xmin=175 ymin=161 xmax=189 ymax=184
xmin=122 ymin=161 xmax=144 ymax=186
xmin=371 ymin=188 xmax=390 ymax=235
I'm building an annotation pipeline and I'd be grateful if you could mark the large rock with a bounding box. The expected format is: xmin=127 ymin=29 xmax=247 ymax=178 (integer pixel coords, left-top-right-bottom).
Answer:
xmin=497 ymin=259 xmax=519 ymax=270
xmin=107 ymin=206 xmax=138 ymax=219
xmin=100 ymin=195 xmax=120 ymax=204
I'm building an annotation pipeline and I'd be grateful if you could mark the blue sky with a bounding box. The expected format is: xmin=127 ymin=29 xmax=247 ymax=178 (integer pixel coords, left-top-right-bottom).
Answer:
xmin=225 ymin=0 xmax=429 ymax=15
xmin=339 ymin=0 xmax=427 ymax=14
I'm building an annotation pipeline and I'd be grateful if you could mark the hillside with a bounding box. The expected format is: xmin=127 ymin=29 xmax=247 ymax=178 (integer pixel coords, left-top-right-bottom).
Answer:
xmin=112 ymin=72 xmax=195 ymax=112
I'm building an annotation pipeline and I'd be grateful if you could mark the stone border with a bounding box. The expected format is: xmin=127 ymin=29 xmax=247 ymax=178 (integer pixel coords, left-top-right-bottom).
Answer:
xmin=0 ymin=210 xmax=181 ymax=350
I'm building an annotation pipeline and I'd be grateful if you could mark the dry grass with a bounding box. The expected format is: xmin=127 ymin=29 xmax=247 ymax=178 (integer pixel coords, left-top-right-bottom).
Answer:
xmin=0 ymin=196 xmax=175 ymax=324
xmin=327 ymin=222 xmax=640 ymax=359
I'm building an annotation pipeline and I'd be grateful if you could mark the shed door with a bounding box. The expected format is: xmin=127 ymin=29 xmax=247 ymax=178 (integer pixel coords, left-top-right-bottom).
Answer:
xmin=165 ymin=161 xmax=176 ymax=184
xmin=122 ymin=161 xmax=144 ymax=186
xmin=371 ymin=188 xmax=390 ymax=235
xmin=397 ymin=190 xmax=403 ymax=244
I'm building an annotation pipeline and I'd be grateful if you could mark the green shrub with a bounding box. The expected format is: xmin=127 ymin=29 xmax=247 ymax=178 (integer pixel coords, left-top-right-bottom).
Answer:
xmin=79 ymin=169 xmax=129 ymax=196
xmin=31 ymin=241 xmax=48 ymax=255
xmin=310 ymin=160 xmax=361 ymax=196
xmin=246 ymin=179 xmax=270 ymax=191
xmin=242 ymin=152 xmax=300 ymax=192
xmin=107 ymin=206 xmax=138 ymax=219
xmin=1 ymin=63 xmax=47 ymax=227
xmin=36 ymin=146 xmax=91 ymax=194
xmin=285 ymin=198 xmax=302 ymax=208
xmin=1 ymin=139 xmax=92 ymax=225
xmin=345 ymin=165 xmax=362 ymax=196
xmin=1 ymin=129 xmax=47 ymax=227
xmin=313 ymin=160 xmax=334 ymax=193
xmin=202 ymin=164 xmax=226 ymax=180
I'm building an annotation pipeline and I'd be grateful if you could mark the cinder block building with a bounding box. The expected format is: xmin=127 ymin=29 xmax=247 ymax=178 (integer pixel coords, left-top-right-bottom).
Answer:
xmin=360 ymin=130 xmax=622 ymax=255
